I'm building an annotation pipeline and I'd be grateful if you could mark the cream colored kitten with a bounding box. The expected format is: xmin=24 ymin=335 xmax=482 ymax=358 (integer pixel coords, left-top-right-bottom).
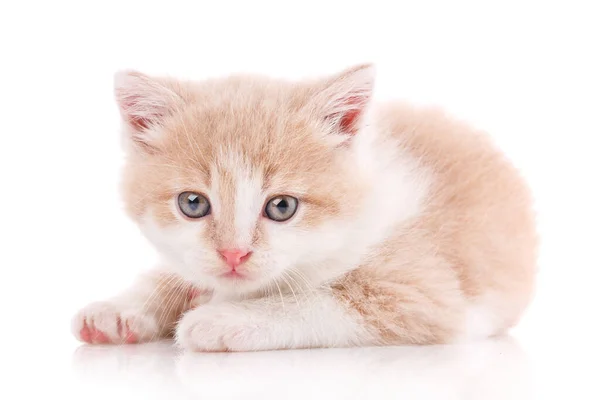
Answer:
xmin=72 ymin=64 xmax=537 ymax=351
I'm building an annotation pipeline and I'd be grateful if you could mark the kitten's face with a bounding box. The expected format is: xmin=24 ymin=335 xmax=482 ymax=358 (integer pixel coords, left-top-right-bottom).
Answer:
xmin=116 ymin=66 xmax=374 ymax=295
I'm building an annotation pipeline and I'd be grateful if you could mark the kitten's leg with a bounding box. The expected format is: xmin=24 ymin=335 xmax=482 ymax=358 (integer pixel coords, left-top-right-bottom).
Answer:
xmin=176 ymin=269 xmax=463 ymax=351
xmin=176 ymin=289 xmax=375 ymax=352
xmin=72 ymin=270 xmax=209 ymax=344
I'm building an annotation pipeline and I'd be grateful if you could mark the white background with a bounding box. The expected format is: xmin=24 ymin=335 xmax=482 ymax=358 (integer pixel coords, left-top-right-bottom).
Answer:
xmin=1 ymin=1 xmax=599 ymax=399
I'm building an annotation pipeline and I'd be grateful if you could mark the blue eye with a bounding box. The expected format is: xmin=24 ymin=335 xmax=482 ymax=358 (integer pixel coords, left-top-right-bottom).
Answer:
xmin=178 ymin=192 xmax=211 ymax=218
xmin=265 ymin=195 xmax=298 ymax=222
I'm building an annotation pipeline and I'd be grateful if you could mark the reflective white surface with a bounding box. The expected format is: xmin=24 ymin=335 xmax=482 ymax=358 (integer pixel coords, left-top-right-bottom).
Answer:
xmin=69 ymin=338 xmax=532 ymax=400
xmin=5 ymin=319 xmax=599 ymax=400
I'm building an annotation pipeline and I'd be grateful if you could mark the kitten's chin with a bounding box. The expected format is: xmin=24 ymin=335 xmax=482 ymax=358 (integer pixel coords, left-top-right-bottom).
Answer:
xmin=169 ymin=257 xmax=279 ymax=297
xmin=177 ymin=270 xmax=269 ymax=298
xmin=220 ymin=270 xmax=248 ymax=280
xmin=214 ymin=274 xmax=267 ymax=293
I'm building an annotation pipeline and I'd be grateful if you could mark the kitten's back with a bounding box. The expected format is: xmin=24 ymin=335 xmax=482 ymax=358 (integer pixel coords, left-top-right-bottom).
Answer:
xmin=337 ymin=103 xmax=538 ymax=343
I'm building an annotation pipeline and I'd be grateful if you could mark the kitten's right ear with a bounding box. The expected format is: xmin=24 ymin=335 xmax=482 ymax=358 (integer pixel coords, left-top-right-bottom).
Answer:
xmin=114 ymin=70 xmax=186 ymax=152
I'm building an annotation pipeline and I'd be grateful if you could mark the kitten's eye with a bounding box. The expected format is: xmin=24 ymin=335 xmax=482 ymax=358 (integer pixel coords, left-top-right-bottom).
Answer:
xmin=265 ymin=195 xmax=298 ymax=222
xmin=177 ymin=192 xmax=211 ymax=219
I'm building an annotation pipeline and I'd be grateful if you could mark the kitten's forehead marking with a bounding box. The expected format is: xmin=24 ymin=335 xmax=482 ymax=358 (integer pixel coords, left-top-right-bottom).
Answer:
xmin=212 ymin=150 xmax=264 ymax=248
xmin=234 ymin=168 xmax=263 ymax=246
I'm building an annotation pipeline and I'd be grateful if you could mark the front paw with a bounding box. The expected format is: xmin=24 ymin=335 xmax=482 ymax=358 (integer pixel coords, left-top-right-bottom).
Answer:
xmin=175 ymin=305 xmax=263 ymax=352
xmin=71 ymin=301 xmax=159 ymax=345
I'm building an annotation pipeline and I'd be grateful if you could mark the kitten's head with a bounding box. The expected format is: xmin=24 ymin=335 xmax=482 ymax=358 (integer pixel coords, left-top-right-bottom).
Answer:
xmin=116 ymin=65 xmax=377 ymax=295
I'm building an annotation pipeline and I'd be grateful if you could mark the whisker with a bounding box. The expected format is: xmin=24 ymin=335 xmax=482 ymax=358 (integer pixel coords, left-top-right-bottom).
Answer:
xmin=272 ymin=278 xmax=286 ymax=311
xmin=152 ymin=282 xmax=186 ymax=341
xmin=281 ymin=272 xmax=300 ymax=309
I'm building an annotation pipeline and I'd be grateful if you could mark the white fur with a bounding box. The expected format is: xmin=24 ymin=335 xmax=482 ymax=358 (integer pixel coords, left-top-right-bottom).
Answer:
xmin=231 ymin=157 xmax=263 ymax=247
xmin=461 ymin=295 xmax=507 ymax=341
xmin=463 ymin=304 xmax=497 ymax=341
xmin=461 ymin=292 xmax=524 ymax=341
xmin=210 ymin=151 xmax=264 ymax=248
xmin=140 ymin=212 xmax=222 ymax=292
xmin=176 ymin=289 xmax=372 ymax=351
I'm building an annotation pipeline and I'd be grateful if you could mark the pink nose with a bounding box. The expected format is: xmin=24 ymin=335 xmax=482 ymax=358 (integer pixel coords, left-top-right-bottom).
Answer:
xmin=218 ymin=249 xmax=252 ymax=268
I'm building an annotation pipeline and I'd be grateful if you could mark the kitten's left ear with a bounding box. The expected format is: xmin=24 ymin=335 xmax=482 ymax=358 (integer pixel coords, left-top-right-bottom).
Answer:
xmin=310 ymin=63 xmax=375 ymax=138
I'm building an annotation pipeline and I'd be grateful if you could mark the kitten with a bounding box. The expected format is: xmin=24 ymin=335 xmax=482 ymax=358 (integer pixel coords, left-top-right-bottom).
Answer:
xmin=72 ymin=64 xmax=537 ymax=351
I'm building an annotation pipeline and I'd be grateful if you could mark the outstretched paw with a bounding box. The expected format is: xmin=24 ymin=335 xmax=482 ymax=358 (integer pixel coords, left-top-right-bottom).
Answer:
xmin=72 ymin=302 xmax=159 ymax=345
xmin=176 ymin=304 xmax=267 ymax=352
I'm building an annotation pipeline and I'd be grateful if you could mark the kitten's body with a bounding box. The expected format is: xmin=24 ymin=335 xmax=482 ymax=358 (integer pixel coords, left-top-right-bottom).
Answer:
xmin=72 ymin=65 xmax=537 ymax=350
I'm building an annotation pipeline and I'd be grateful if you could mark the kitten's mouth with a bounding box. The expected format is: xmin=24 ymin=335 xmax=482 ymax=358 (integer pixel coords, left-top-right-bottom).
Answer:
xmin=220 ymin=270 xmax=248 ymax=280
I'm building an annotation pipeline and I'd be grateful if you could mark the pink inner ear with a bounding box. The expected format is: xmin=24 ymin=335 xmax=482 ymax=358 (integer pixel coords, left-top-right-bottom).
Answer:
xmin=128 ymin=114 xmax=152 ymax=131
xmin=119 ymin=95 xmax=153 ymax=131
xmin=334 ymin=95 xmax=369 ymax=135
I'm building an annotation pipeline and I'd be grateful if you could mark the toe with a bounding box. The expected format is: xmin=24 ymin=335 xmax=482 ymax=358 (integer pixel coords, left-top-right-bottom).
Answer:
xmin=125 ymin=331 xmax=138 ymax=344
xmin=123 ymin=321 xmax=140 ymax=344
xmin=79 ymin=323 xmax=92 ymax=343
xmin=90 ymin=328 xmax=110 ymax=344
